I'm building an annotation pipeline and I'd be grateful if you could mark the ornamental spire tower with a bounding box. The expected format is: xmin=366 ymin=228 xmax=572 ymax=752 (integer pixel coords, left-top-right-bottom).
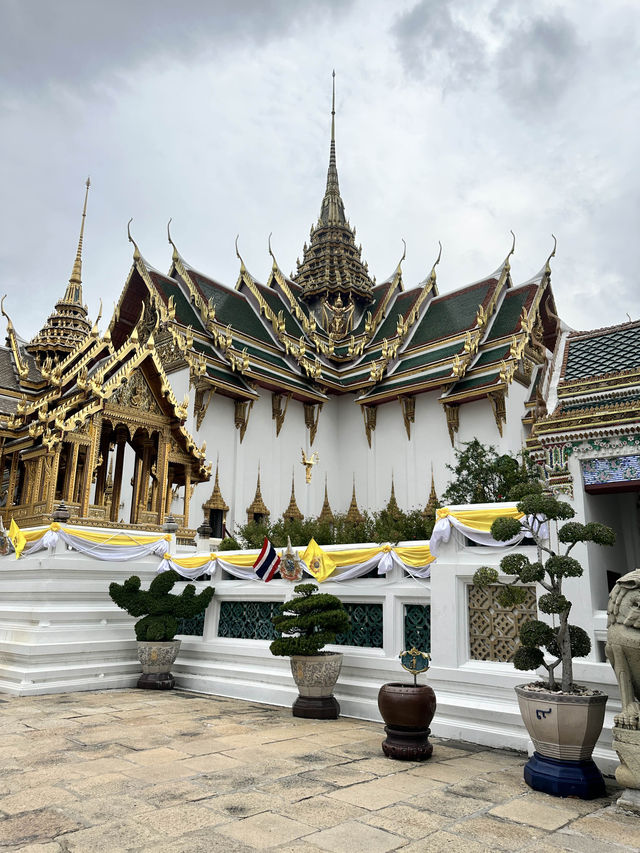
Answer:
xmin=27 ymin=178 xmax=93 ymax=361
xmin=294 ymin=73 xmax=373 ymax=318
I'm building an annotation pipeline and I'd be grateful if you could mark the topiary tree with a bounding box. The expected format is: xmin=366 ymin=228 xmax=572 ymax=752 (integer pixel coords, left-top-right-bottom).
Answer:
xmin=269 ymin=583 xmax=350 ymax=656
xmin=109 ymin=570 xmax=214 ymax=641
xmin=473 ymin=483 xmax=615 ymax=692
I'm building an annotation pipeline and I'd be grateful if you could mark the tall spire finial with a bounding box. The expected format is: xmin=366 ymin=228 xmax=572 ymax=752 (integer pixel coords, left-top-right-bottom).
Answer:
xmin=331 ymin=69 xmax=336 ymax=143
xmin=318 ymin=70 xmax=344 ymax=226
xmin=63 ymin=177 xmax=90 ymax=305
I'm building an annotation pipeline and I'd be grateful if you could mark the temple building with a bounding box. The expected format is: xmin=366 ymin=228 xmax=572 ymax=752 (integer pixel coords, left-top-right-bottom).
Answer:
xmin=528 ymin=318 xmax=640 ymax=609
xmin=0 ymin=180 xmax=210 ymax=537
xmin=1 ymin=79 xmax=566 ymax=537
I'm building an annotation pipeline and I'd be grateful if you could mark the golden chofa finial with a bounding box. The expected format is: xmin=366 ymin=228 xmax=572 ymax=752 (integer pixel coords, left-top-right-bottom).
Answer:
xmin=268 ymin=232 xmax=278 ymax=270
xmin=127 ymin=218 xmax=141 ymax=261
xmin=235 ymin=234 xmax=246 ymax=273
xmin=545 ymin=234 xmax=557 ymax=274
xmin=504 ymin=230 xmax=516 ymax=270
xmin=0 ymin=295 xmax=13 ymax=330
xmin=167 ymin=218 xmax=179 ymax=262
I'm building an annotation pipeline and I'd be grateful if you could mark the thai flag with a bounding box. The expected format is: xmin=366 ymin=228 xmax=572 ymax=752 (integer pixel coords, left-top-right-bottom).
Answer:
xmin=253 ymin=537 xmax=281 ymax=582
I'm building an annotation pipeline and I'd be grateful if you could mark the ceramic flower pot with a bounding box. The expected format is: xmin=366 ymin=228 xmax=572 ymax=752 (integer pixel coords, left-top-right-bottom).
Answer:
xmin=289 ymin=652 xmax=343 ymax=719
xmin=136 ymin=639 xmax=181 ymax=690
xmin=515 ymin=684 xmax=608 ymax=799
xmin=377 ymin=682 xmax=437 ymax=760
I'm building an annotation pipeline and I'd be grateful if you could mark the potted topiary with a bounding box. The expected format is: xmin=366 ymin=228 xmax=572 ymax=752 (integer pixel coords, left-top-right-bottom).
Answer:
xmin=269 ymin=582 xmax=350 ymax=719
xmin=109 ymin=569 xmax=214 ymax=690
xmin=473 ymin=483 xmax=615 ymax=799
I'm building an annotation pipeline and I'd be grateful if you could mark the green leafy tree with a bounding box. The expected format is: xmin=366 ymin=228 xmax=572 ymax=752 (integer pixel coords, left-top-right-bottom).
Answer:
xmin=473 ymin=484 xmax=615 ymax=691
xmin=443 ymin=439 xmax=537 ymax=504
xmin=269 ymin=583 xmax=350 ymax=656
xmin=109 ymin=570 xmax=214 ymax=641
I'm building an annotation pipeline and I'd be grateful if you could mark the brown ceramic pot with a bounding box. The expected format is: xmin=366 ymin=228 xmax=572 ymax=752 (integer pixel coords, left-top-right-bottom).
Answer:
xmin=378 ymin=682 xmax=437 ymax=760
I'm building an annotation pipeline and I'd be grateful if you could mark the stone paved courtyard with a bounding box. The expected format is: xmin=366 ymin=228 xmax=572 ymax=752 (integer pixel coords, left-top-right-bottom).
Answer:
xmin=0 ymin=689 xmax=637 ymax=852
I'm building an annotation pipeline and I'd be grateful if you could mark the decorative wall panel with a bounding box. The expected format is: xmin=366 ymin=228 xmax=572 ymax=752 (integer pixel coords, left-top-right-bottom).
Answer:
xmin=468 ymin=584 xmax=536 ymax=662
xmin=335 ymin=602 xmax=383 ymax=648
xmin=404 ymin=604 xmax=431 ymax=652
xmin=218 ymin=601 xmax=280 ymax=640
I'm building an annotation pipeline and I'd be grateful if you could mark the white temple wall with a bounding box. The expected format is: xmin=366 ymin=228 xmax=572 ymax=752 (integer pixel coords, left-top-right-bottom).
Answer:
xmin=183 ymin=369 xmax=532 ymax=532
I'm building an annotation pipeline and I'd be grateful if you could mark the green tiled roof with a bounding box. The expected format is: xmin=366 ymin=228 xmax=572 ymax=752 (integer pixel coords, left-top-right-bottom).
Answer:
xmin=369 ymin=366 xmax=452 ymax=394
xmin=399 ymin=341 xmax=464 ymax=373
xmin=148 ymin=272 xmax=205 ymax=331
xmin=408 ymin=280 xmax=495 ymax=348
xmin=190 ymin=273 xmax=272 ymax=343
xmin=206 ymin=364 xmax=253 ymax=392
xmin=352 ymin=281 xmax=394 ymax=332
xmin=473 ymin=343 xmax=510 ymax=368
xmin=243 ymin=343 xmax=291 ymax=371
xmin=485 ymin=285 xmax=535 ymax=342
xmin=563 ymin=322 xmax=640 ymax=380
xmin=371 ymin=290 xmax=421 ymax=344
xmin=449 ymin=371 xmax=500 ymax=394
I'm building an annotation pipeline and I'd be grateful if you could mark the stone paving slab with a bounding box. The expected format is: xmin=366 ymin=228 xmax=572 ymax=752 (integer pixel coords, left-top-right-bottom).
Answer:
xmin=0 ymin=688 xmax=632 ymax=851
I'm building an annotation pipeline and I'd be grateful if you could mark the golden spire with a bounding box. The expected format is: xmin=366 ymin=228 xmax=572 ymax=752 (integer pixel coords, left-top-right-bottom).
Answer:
xmin=423 ymin=466 xmax=439 ymax=519
xmin=204 ymin=459 xmax=229 ymax=512
xmin=320 ymin=70 xmax=344 ymax=226
xmin=246 ymin=464 xmax=269 ymax=520
xmin=346 ymin=475 xmax=364 ymax=524
xmin=284 ymin=470 xmax=303 ymax=521
xmin=318 ymin=474 xmax=334 ymax=524
xmin=386 ymin=475 xmax=400 ymax=513
xmin=63 ymin=177 xmax=90 ymax=306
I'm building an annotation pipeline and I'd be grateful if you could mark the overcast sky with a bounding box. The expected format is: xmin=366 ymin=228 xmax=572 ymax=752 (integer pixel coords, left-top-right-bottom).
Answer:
xmin=1 ymin=0 xmax=638 ymax=340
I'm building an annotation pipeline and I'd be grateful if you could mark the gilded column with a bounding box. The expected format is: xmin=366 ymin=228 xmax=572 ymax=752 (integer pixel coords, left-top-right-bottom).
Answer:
xmin=183 ymin=467 xmax=191 ymax=529
xmin=65 ymin=444 xmax=80 ymax=504
xmin=7 ymin=452 xmax=18 ymax=510
xmin=155 ymin=429 xmax=170 ymax=525
xmin=45 ymin=446 xmax=62 ymax=514
xmin=110 ymin=433 xmax=127 ymax=522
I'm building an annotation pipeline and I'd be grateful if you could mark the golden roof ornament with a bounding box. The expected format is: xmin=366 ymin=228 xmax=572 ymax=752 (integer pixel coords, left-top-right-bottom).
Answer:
xmin=247 ymin=465 xmax=269 ymax=519
xmin=283 ymin=471 xmax=303 ymax=521
xmin=26 ymin=178 xmax=93 ymax=360
xmin=318 ymin=475 xmax=334 ymax=524
xmin=346 ymin=476 xmax=364 ymax=524
xmin=294 ymin=72 xmax=374 ymax=307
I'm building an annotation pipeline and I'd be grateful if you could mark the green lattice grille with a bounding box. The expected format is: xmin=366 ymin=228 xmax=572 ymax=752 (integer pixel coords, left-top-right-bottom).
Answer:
xmin=217 ymin=601 xmax=280 ymax=640
xmin=335 ymin=603 xmax=383 ymax=648
xmin=404 ymin=604 xmax=431 ymax=652
xmin=176 ymin=611 xmax=205 ymax=637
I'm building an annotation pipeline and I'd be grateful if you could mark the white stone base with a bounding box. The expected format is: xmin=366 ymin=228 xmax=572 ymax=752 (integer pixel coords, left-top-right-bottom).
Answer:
xmin=0 ymin=535 xmax=622 ymax=776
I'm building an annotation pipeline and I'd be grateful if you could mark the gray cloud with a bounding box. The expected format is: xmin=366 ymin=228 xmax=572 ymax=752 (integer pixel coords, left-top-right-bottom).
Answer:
xmin=392 ymin=1 xmax=582 ymax=113
xmin=494 ymin=12 xmax=581 ymax=114
xmin=391 ymin=0 xmax=487 ymax=91
xmin=0 ymin=0 xmax=352 ymax=93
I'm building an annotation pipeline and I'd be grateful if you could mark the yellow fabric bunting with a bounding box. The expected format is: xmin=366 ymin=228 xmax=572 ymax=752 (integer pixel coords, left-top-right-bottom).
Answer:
xmin=435 ymin=506 xmax=523 ymax=532
xmin=301 ymin=538 xmax=337 ymax=582
xmin=8 ymin=519 xmax=26 ymax=559
xmin=394 ymin=545 xmax=435 ymax=568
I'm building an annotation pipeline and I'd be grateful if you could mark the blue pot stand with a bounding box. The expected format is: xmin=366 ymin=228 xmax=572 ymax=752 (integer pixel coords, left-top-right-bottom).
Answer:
xmin=524 ymin=752 xmax=606 ymax=799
